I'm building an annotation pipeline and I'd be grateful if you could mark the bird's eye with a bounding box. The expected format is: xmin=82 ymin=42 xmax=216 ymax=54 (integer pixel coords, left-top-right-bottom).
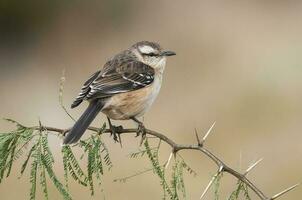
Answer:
xmin=142 ymin=52 xmax=158 ymax=57
xmin=149 ymin=53 xmax=157 ymax=56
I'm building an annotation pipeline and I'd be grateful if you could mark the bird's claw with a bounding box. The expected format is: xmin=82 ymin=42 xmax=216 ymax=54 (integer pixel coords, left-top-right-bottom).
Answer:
xmin=135 ymin=123 xmax=146 ymax=145
xmin=110 ymin=125 xmax=123 ymax=143
xmin=135 ymin=123 xmax=146 ymax=136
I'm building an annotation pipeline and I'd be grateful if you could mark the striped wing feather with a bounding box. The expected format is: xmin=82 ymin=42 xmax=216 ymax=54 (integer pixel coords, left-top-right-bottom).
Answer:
xmin=71 ymin=61 xmax=154 ymax=108
xmin=71 ymin=70 xmax=101 ymax=108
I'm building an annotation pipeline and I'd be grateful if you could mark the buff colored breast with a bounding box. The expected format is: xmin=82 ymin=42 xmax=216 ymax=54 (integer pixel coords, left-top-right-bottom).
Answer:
xmin=101 ymin=74 xmax=163 ymax=120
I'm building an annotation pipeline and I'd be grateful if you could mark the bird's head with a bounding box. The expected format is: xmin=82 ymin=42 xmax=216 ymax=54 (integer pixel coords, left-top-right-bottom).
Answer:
xmin=130 ymin=41 xmax=176 ymax=69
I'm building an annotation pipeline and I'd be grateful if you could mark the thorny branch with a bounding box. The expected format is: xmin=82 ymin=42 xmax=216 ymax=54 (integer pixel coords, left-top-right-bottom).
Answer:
xmin=30 ymin=124 xmax=299 ymax=200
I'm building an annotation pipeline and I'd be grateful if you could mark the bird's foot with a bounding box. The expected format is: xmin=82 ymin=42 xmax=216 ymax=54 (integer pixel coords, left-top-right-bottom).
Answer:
xmin=109 ymin=125 xmax=123 ymax=143
xmin=136 ymin=122 xmax=146 ymax=145
xmin=135 ymin=122 xmax=146 ymax=136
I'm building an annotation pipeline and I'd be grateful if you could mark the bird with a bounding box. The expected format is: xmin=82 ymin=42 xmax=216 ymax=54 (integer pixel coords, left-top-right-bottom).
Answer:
xmin=63 ymin=41 xmax=176 ymax=144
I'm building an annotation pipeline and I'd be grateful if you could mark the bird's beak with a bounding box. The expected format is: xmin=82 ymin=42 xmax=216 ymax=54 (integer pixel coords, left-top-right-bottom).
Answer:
xmin=160 ymin=50 xmax=176 ymax=57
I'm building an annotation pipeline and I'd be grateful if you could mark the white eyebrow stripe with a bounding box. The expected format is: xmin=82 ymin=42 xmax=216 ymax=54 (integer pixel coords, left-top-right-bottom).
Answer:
xmin=139 ymin=45 xmax=155 ymax=54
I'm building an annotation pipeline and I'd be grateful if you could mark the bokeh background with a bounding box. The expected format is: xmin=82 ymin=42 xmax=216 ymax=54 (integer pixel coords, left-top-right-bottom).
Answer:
xmin=0 ymin=0 xmax=301 ymax=199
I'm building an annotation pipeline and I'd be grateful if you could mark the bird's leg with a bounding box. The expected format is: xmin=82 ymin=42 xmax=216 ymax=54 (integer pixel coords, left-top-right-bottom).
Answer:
xmin=131 ymin=117 xmax=146 ymax=144
xmin=131 ymin=117 xmax=146 ymax=136
xmin=107 ymin=117 xmax=123 ymax=144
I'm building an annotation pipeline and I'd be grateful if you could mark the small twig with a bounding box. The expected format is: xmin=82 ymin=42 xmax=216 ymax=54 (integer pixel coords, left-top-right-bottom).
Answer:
xmin=113 ymin=167 xmax=157 ymax=183
xmin=146 ymin=136 xmax=158 ymax=139
xmin=24 ymin=123 xmax=298 ymax=200
xmin=59 ymin=70 xmax=76 ymax=122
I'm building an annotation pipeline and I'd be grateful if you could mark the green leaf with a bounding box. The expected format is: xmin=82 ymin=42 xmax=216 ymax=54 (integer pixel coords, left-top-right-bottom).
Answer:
xmin=67 ymin=162 xmax=88 ymax=186
xmin=40 ymin=165 xmax=49 ymax=200
xmin=144 ymin=140 xmax=173 ymax=199
xmin=228 ymin=181 xmax=252 ymax=200
xmin=78 ymin=135 xmax=111 ymax=194
xmin=41 ymin=134 xmax=54 ymax=164
xmin=5 ymin=135 xmax=19 ymax=177
xmin=214 ymin=172 xmax=223 ymax=200
xmin=62 ymin=145 xmax=88 ymax=187
xmin=3 ymin=118 xmax=25 ymax=129
xmin=29 ymin=160 xmax=38 ymax=200
xmin=42 ymin=156 xmax=72 ymax=200
xmin=0 ymin=135 xmax=14 ymax=182
xmin=87 ymin=142 xmax=95 ymax=195
xmin=21 ymin=144 xmax=37 ymax=176
xmin=129 ymin=147 xmax=158 ymax=158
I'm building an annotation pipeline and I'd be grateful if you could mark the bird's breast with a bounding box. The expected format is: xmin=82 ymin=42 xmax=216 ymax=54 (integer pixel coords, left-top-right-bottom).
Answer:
xmin=102 ymin=75 xmax=163 ymax=120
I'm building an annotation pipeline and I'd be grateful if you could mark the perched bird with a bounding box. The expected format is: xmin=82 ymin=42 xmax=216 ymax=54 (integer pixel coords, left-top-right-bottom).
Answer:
xmin=63 ymin=41 xmax=175 ymax=144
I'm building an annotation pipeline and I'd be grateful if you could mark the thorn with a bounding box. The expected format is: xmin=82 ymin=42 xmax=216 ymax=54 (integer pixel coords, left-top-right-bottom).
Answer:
xmin=200 ymin=175 xmax=216 ymax=199
xmin=157 ymin=139 xmax=162 ymax=149
xmin=139 ymin=133 xmax=146 ymax=146
xmin=38 ymin=118 xmax=44 ymax=132
xmin=38 ymin=118 xmax=42 ymax=128
xmin=118 ymin=134 xmax=123 ymax=148
xmin=244 ymin=158 xmax=263 ymax=175
xmin=200 ymin=172 xmax=220 ymax=199
xmin=165 ymin=152 xmax=173 ymax=169
xmin=202 ymin=121 xmax=216 ymax=144
xmin=200 ymin=166 xmax=223 ymax=199
xmin=218 ymin=165 xmax=224 ymax=172
xmin=271 ymin=183 xmax=300 ymax=200
xmin=195 ymin=128 xmax=202 ymax=146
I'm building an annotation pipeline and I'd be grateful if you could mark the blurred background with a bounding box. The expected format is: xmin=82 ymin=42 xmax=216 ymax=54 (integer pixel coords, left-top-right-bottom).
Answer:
xmin=0 ymin=0 xmax=301 ymax=199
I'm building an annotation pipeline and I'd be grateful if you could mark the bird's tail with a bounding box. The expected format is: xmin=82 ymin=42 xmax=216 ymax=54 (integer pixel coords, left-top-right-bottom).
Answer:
xmin=63 ymin=100 xmax=104 ymax=144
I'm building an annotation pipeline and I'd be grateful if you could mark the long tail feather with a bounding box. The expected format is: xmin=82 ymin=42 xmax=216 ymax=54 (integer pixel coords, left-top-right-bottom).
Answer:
xmin=63 ymin=100 xmax=104 ymax=144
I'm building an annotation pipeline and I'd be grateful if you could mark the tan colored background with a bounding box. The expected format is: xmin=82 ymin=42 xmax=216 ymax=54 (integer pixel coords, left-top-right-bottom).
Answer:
xmin=0 ymin=0 xmax=301 ymax=199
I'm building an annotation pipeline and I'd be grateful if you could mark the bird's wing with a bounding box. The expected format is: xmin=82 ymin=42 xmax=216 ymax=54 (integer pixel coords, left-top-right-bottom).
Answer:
xmin=71 ymin=70 xmax=101 ymax=108
xmin=86 ymin=61 xmax=154 ymax=100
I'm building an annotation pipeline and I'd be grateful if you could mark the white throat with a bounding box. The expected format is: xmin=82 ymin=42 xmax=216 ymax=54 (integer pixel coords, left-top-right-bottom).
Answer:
xmin=154 ymin=57 xmax=166 ymax=74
